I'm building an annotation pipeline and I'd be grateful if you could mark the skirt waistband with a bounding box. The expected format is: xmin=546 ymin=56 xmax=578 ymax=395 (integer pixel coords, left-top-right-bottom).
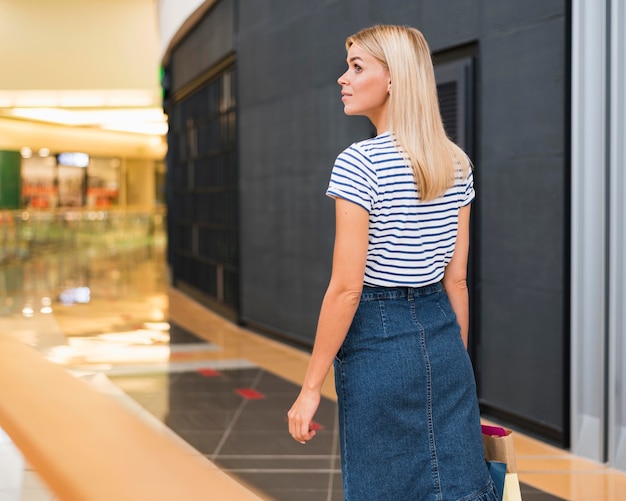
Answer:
xmin=360 ymin=282 xmax=443 ymax=301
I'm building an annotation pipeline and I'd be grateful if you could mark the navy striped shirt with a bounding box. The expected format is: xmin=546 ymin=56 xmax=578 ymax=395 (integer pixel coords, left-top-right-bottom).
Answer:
xmin=326 ymin=132 xmax=474 ymax=287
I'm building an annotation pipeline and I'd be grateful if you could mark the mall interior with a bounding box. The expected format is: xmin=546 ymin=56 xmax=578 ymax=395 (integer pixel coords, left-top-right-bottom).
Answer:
xmin=1 ymin=0 xmax=626 ymax=500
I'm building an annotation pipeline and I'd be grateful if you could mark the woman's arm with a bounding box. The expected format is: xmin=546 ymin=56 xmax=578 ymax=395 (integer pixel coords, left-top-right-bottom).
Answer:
xmin=288 ymin=197 xmax=369 ymax=443
xmin=442 ymin=203 xmax=472 ymax=348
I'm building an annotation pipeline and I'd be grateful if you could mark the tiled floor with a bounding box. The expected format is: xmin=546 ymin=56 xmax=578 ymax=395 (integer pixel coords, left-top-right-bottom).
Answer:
xmin=1 ymin=231 xmax=626 ymax=500
xmin=107 ymin=323 xmax=343 ymax=501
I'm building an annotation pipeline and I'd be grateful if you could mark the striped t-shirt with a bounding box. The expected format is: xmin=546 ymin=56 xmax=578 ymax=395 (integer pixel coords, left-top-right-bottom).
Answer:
xmin=326 ymin=131 xmax=474 ymax=287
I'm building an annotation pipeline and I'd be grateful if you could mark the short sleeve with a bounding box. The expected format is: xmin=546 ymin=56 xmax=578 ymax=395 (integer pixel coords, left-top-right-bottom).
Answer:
xmin=461 ymin=166 xmax=475 ymax=207
xmin=326 ymin=144 xmax=377 ymax=212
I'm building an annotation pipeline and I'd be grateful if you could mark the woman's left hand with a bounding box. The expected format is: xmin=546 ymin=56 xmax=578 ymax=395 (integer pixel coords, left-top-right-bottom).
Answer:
xmin=288 ymin=388 xmax=321 ymax=444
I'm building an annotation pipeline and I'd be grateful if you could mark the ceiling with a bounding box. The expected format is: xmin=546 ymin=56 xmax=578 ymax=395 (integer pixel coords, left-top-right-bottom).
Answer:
xmin=0 ymin=0 xmax=167 ymax=159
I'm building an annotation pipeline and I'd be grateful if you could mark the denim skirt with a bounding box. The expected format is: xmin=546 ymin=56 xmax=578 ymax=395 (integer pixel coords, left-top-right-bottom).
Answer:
xmin=334 ymin=283 xmax=497 ymax=501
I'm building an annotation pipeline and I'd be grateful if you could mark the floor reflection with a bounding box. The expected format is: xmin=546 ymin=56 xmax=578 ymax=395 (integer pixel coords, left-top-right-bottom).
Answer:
xmin=0 ymin=231 xmax=168 ymax=501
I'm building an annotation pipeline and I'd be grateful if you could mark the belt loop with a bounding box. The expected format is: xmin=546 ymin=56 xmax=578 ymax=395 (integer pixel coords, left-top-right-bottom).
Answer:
xmin=407 ymin=287 xmax=414 ymax=301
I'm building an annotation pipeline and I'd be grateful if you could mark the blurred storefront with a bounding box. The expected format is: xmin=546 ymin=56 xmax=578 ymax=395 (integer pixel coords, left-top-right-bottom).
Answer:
xmin=18 ymin=150 xmax=165 ymax=210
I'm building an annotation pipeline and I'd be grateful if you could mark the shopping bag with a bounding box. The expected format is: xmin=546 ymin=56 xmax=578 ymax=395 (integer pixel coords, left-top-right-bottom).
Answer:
xmin=481 ymin=425 xmax=518 ymax=473
xmin=482 ymin=425 xmax=522 ymax=500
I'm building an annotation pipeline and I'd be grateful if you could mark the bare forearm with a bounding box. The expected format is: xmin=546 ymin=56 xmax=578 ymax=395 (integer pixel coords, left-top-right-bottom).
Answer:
xmin=444 ymin=279 xmax=469 ymax=347
xmin=288 ymin=198 xmax=367 ymax=444
xmin=302 ymin=285 xmax=361 ymax=392
xmin=443 ymin=204 xmax=472 ymax=348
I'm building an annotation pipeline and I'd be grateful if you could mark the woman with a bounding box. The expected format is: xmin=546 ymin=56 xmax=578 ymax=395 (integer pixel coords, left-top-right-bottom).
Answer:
xmin=288 ymin=25 xmax=496 ymax=500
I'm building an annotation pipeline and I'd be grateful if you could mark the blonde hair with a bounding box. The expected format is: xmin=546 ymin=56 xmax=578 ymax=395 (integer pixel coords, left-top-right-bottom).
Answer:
xmin=346 ymin=25 xmax=468 ymax=201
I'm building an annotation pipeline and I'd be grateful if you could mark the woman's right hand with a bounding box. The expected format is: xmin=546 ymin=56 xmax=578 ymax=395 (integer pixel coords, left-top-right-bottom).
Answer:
xmin=287 ymin=388 xmax=321 ymax=444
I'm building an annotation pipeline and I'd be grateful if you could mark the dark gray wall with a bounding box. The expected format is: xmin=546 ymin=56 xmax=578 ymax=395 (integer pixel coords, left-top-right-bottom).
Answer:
xmin=237 ymin=1 xmax=373 ymax=341
xmin=169 ymin=0 xmax=569 ymax=442
xmin=472 ymin=3 xmax=568 ymax=441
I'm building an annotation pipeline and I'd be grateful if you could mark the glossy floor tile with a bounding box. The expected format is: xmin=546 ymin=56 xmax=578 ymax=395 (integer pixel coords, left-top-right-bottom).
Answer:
xmin=1 ymin=228 xmax=625 ymax=500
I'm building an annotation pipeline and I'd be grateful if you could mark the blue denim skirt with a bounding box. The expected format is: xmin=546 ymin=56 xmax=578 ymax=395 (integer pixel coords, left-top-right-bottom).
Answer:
xmin=334 ymin=283 xmax=497 ymax=501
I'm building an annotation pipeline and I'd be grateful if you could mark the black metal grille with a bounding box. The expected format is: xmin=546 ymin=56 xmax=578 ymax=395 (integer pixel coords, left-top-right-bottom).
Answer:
xmin=437 ymin=81 xmax=458 ymax=144
xmin=167 ymin=67 xmax=239 ymax=316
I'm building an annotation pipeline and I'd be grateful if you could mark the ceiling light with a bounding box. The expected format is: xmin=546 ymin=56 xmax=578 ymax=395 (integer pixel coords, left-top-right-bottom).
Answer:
xmin=11 ymin=108 xmax=78 ymax=125
xmin=0 ymin=89 xmax=159 ymax=108
xmin=102 ymin=122 xmax=168 ymax=136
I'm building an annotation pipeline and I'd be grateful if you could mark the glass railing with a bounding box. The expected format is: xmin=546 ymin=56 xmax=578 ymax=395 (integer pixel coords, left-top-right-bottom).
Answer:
xmin=0 ymin=206 xmax=166 ymax=263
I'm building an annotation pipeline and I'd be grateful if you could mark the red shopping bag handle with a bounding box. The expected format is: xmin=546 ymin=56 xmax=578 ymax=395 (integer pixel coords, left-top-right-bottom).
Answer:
xmin=481 ymin=425 xmax=508 ymax=437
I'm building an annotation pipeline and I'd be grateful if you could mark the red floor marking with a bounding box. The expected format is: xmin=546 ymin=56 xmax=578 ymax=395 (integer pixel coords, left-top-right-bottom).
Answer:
xmin=197 ymin=368 xmax=221 ymax=377
xmin=236 ymin=388 xmax=266 ymax=400
xmin=282 ymin=417 xmax=324 ymax=431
